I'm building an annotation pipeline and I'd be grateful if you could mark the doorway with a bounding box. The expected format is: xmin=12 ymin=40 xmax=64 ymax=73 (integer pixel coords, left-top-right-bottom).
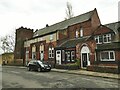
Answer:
xmin=81 ymin=45 xmax=90 ymax=68
xmin=56 ymin=50 xmax=61 ymax=65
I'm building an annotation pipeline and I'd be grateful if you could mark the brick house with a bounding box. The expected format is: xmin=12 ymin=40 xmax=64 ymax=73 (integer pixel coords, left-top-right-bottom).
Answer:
xmin=23 ymin=8 xmax=100 ymax=67
xmin=14 ymin=8 xmax=120 ymax=73
xmin=91 ymin=22 xmax=120 ymax=73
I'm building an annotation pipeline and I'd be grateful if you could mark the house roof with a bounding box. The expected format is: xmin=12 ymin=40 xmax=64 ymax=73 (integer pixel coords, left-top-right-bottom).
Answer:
xmin=105 ymin=21 xmax=120 ymax=33
xmin=57 ymin=37 xmax=87 ymax=48
xmin=93 ymin=25 xmax=115 ymax=36
xmin=96 ymin=42 xmax=120 ymax=50
xmin=34 ymin=9 xmax=96 ymax=37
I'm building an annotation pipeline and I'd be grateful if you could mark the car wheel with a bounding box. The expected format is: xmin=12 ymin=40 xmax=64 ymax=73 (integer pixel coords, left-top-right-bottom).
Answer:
xmin=27 ymin=67 xmax=31 ymax=71
xmin=37 ymin=67 xmax=41 ymax=72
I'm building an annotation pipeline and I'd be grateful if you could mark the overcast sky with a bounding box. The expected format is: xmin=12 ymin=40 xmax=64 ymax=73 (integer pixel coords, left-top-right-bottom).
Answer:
xmin=0 ymin=0 xmax=119 ymax=54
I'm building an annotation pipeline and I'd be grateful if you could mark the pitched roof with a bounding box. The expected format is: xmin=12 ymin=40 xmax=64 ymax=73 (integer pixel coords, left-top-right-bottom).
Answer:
xmin=57 ymin=37 xmax=87 ymax=48
xmin=105 ymin=21 xmax=120 ymax=33
xmin=93 ymin=25 xmax=115 ymax=35
xmin=96 ymin=42 xmax=120 ymax=50
xmin=34 ymin=9 xmax=96 ymax=37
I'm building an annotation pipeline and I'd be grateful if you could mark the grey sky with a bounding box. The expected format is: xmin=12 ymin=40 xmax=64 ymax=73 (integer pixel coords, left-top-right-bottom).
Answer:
xmin=0 ymin=0 xmax=119 ymax=54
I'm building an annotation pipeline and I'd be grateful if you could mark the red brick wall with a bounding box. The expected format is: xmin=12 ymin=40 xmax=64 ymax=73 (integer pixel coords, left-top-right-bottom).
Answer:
xmin=94 ymin=26 xmax=113 ymax=35
xmin=115 ymin=50 xmax=120 ymax=62
xmin=59 ymin=29 xmax=68 ymax=40
xmin=91 ymin=8 xmax=101 ymax=31
xmin=44 ymin=41 xmax=57 ymax=61
xmin=76 ymin=40 xmax=97 ymax=66
xmin=28 ymin=41 xmax=57 ymax=61
xmin=14 ymin=27 xmax=33 ymax=61
xmin=68 ymin=20 xmax=92 ymax=39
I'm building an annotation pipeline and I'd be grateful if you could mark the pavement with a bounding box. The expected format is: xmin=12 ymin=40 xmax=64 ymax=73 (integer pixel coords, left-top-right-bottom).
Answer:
xmin=2 ymin=65 xmax=119 ymax=80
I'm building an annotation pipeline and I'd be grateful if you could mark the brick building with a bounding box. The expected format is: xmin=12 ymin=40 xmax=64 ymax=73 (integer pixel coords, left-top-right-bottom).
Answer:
xmin=15 ymin=8 xmax=120 ymax=73
xmin=14 ymin=27 xmax=33 ymax=65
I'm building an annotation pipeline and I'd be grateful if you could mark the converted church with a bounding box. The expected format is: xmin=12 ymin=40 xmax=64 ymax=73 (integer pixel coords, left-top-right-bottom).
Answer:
xmin=14 ymin=8 xmax=120 ymax=73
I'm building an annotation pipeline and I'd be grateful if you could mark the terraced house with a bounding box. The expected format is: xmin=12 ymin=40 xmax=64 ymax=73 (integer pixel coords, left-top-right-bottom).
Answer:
xmin=14 ymin=8 xmax=120 ymax=73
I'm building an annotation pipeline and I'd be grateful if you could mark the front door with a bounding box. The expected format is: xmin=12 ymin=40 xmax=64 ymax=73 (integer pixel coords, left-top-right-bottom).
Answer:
xmin=81 ymin=45 xmax=90 ymax=68
xmin=56 ymin=50 xmax=61 ymax=65
xmin=82 ymin=53 xmax=87 ymax=67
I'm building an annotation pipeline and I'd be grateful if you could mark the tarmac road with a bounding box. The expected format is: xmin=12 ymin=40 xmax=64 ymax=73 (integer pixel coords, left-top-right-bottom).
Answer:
xmin=2 ymin=66 xmax=119 ymax=89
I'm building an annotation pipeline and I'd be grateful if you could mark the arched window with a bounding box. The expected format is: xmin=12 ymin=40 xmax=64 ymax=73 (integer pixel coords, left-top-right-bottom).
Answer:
xmin=40 ymin=44 xmax=44 ymax=61
xmin=76 ymin=30 xmax=79 ymax=38
xmin=32 ymin=45 xmax=36 ymax=59
xmin=80 ymin=28 xmax=83 ymax=37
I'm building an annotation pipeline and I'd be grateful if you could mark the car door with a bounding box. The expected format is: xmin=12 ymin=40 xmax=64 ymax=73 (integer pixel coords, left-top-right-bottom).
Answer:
xmin=33 ymin=61 xmax=38 ymax=70
xmin=29 ymin=61 xmax=34 ymax=69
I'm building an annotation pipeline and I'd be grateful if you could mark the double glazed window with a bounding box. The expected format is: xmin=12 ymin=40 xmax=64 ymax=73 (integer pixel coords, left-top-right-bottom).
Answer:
xmin=103 ymin=34 xmax=111 ymax=43
xmin=100 ymin=51 xmax=115 ymax=61
xmin=49 ymin=47 xmax=54 ymax=58
xmin=95 ymin=34 xmax=112 ymax=44
xmin=95 ymin=35 xmax=102 ymax=44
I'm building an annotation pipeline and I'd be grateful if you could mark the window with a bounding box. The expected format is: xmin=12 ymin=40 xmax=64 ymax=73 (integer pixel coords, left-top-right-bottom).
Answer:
xmin=62 ymin=50 xmax=65 ymax=62
xmin=71 ymin=51 xmax=75 ymax=62
xmin=40 ymin=45 xmax=44 ymax=61
xmin=100 ymin=51 xmax=115 ymax=61
xmin=95 ymin=35 xmax=102 ymax=44
xmin=103 ymin=34 xmax=111 ymax=43
xmin=49 ymin=47 xmax=54 ymax=58
xmin=66 ymin=52 xmax=70 ymax=62
xmin=76 ymin=31 xmax=79 ymax=38
xmin=32 ymin=52 xmax=36 ymax=59
xmin=50 ymin=34 xmax=53 ymax=41
xmin=95 ymin=34 xmax=111 ymax=44
xmin=80 ymin=28 xmax=83 ymax=37
xmin=32 ymin=45 xmax=36 ymax=59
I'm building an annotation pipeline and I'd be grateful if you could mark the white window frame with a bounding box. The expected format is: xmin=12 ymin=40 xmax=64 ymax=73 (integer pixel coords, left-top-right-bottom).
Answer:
xmin=76 ymin=31 xmax=79 ymax=38
xmin=103 ymin=34 xmax=111 ymax=43
xmin=71 ymin=51 xmax=75 ymax=62
xmin=80 ymin=28 xmax=83 ymax=37
xmin=100 ymin=51 xmax=115 ymax=61
xmin=49 ymin=47 xmax=54 ymax=58
xmin=95 ymin=35 xmax=102 ymax=44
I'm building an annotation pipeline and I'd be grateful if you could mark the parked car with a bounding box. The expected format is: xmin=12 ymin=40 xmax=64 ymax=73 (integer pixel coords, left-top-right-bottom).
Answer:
xmin=27 ymin=60 xmax=51 ymax=72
